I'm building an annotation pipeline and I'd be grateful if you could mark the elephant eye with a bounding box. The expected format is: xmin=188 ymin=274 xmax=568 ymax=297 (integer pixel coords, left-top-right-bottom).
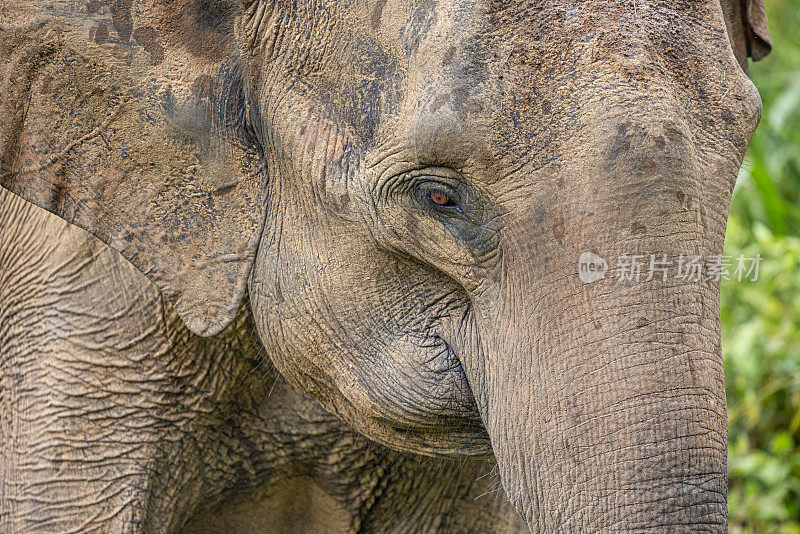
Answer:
xmin=417 ymin=182 xmax=463 ymax=213
xmin=429 ymin=190 xmax=457 ymax=208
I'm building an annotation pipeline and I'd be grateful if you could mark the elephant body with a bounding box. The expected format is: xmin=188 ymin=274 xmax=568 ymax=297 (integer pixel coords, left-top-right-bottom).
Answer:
xmin=0 ymin=0 xmax=772 ymax=531
xmin=0 ymin=188 xmax=518 ymax=532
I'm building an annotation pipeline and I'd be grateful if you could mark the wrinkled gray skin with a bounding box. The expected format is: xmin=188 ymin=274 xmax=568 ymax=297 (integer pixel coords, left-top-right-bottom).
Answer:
xmin=0 ymin=0 xmax=771 ymax=532
xmin=0 ymin=188 xmax=519 ymax=532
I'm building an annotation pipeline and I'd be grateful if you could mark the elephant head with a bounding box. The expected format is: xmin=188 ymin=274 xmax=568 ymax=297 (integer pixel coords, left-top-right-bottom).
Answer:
xmin=0 ymin=0 xmax=771 ymax=530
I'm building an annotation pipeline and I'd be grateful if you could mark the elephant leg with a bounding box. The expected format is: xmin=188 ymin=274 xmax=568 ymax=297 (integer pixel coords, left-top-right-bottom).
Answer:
xmin=183 ymin=378 xmax=521 ymax=533
xmin=0 ymin=188 xmax=263 ymax=533
xmin=1 ymin=187 xmax=519 ymax=533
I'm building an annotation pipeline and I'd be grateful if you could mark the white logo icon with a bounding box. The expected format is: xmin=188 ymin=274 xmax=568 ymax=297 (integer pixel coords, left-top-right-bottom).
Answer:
xmin=578 ymin=252 xmax=607 ymax=284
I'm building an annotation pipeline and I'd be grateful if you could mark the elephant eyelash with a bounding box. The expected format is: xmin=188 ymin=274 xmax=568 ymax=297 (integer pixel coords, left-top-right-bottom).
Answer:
xmin=374 ymin=167 xmax=467 ymax=207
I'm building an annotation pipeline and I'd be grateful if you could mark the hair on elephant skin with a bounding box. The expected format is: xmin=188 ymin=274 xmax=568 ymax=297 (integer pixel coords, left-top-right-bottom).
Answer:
xmin=0 ymin=0 xmax=771 ymax=532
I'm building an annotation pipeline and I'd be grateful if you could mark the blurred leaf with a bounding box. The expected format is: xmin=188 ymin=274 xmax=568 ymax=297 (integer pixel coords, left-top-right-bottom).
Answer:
xmin=724 ymin=17 xmax=800 ymax=523
xmin=750 ymin=161 xmax=788 ymax=234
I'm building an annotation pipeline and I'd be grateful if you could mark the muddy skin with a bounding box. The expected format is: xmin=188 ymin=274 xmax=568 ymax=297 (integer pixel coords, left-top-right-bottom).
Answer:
xmin=0 ymin=0 xmax=771 ymax=532
xmin=0 ymin=188 xmax=519 ymax=532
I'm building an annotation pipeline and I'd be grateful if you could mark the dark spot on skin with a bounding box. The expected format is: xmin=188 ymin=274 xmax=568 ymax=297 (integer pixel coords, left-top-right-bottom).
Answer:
xmin=211 ymin=181 xmax=237 ymax=196
xmin=532 ymin=206 xmax=545 ymax=224
xmin=49 ymin=173 xmax=68 ymax=212
xmin=552 ymin=214 xmax=564 ymax=239
xmin=40 ymin=74 xmax=54 ymax=95
xmin=635 ymin=317 xmax=649 ymax=328
xmin=193 ymin=75 xmax=213 ymax=100
xmin=451 ymin=84 xmax=473 ymax=119
xmin=430 ymin=93 xmax=450 ymax=114
xmin=334 ymin=37 xmax=397 ymax=141
xmin=594 ymin=320 xmax=602 ymax=330
xmin=194 ymin=0 xmax=231 ymax=30
xmin=133 ymin=26 xmax=165 ymax=66
xmin=86 ymin=0 xmax=109 ymax=14
xmin=467 ymin=99 xmax=484 ymax=114
xmin=630 ymin=222 xmax=646 ymax=234
xmin=111 ymin=0 xmax=133 ymax=42
xmin=402 ymin=0 xmax=438 ymax=52
xmin=160 ymin=87 xmax=176 ymax=115
xmin=721 ymin=108 xmax=735 ymax=125
xmin=442 ymin=46 xmax=456 ymax=66
xmin=91 ymin=23 xmax=109 ymax=45
xmin=541 ymin=100 xmax=552 ymax=115
xmin=635 ymin=155 xmax=658 ymax=178
xmin=675 ymin=190 xmax=686 ymax=205
xmin=154 ymin=0 xmax=237 ymax=61
xmin=87 ymin=86 xmax=105 ymax=100
xmin=606 ymin=122 xmax=631 ymax=165
xmin=339 ymin=193 xmax=350 ymax=208
xmin=452 ymin=85 xmax=470 ymax=104
xmin=371 ymin=0 xmax=386 ymax=30
xmin=655 ymin=135 xmax=666 ymax=149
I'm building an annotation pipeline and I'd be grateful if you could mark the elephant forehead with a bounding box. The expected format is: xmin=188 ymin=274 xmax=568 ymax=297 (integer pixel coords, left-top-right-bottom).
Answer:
xmin=247 ymin=0 xmax=732 ymax=156
xmin=389 ymin=0 xmax=748 ymax=179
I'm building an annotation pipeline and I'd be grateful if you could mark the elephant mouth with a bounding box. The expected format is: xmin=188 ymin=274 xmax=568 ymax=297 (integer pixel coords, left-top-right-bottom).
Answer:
xmin=364 ymin=336 xmax=492 ymax=457
xmin=370 ymin=414 xmax=492 ymax=457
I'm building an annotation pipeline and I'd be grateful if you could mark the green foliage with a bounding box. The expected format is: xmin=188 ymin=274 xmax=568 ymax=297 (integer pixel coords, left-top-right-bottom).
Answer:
xmin=724 ymin=223 xmax=800 ymax=532
xmin=724 ymin=1 xmax=800 ymax=531
xmin=734 ymin=0 xmax=800 ymax=238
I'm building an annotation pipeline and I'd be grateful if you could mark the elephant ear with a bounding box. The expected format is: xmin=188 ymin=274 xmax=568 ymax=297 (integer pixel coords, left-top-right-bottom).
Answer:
xmin=743 ymin=0 xmax=772 ymax=61
xmin=722 ymin=0 xmax=772 ymax=71
xmin=742 ymin=0 xmax=772 ymax=61
xmin=0 ymin=2 xmax=266 ymax=336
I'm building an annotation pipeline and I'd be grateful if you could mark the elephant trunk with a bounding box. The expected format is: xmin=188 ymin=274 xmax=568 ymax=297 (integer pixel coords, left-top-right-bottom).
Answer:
xmin=462 ymin=274 xmax=727 ymax=531
xmin=457 ymin=115 xmax=730 ymax=530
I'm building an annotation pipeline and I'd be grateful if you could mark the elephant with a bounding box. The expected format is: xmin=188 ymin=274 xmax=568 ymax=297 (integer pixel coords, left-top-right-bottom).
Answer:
xmin=0 ymin=0 xmax=771 ymax=532
xmin=0 ymin=186 xmax=519 ymax=532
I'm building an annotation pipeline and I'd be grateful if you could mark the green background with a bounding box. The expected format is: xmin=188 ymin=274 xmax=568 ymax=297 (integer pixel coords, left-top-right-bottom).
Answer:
xmin=724 ymin=0 xmax=800 ymax=531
